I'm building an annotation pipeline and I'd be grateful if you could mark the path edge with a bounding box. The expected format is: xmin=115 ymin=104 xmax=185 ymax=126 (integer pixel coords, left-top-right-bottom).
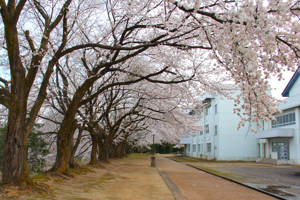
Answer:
xmin=155 ymin=157 xmax=188 ymax=200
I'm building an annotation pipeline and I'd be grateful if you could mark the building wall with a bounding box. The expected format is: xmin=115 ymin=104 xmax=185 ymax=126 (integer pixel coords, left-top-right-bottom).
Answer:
xmin=257 ymin=103 xmax=300 ymax=164
xmin=268 ymin=107 xmax=300 ymax=164
xmin=289 ymin=75 xmax=300 ymax=97
xmin=182 ymin=90 xmax=259 ymax=161
xmin=216 ymin=95 xmax=258 ymax=161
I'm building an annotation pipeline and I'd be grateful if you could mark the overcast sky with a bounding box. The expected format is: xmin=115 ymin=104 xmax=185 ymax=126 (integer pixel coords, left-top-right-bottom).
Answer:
xmin=270 ymin=70 xmax=295 ymax=100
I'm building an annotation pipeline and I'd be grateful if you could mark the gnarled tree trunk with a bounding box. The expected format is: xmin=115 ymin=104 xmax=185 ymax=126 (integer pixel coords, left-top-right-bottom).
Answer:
xmin=3 ymin=112 xmax=33 ymax=188
xmin=116 ymin=142 xmax=125 ymax=159
xmin=89 ymin=133 xmax=99 ymax=165
xmin=69 ymin=126 xmax=83 ymax=168
xmin=48 ymin=120 xmax=77 ymax=175
xmin=2 ymin=14 xmax=33 ymax=187
xmin=98 ymin=137 xmax=110 ymax=163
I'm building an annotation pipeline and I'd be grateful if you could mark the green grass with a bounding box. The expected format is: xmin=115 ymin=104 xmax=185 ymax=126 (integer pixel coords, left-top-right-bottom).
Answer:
xmin=191 ymin=166 xmax=247 ymax=182
xmin=200 ymin=167 xmax=233 ymax=177
xmin=171 ymin=156 xmax=256 ymax=164
xmin=170 ymin=156 xmax=205 ymax=162
xmin=71 ymin=167 xmax=95 ymax=175
xmin=124 ymin=153 xmax=145 ymax=160
xmin=32 ymin=174 xmax=51 ymax=181
xmin=85 ymin=176 xmax=111 ymax=187
xmin=83 ymin=189 xmax=91 ymax=193
xmin=53 ymin=179 xmax=63 ymax=183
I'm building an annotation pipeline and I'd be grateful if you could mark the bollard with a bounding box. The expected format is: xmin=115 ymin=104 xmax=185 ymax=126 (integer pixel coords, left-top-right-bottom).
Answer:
xmin=151 ymin=156 xmax=156 ymax=167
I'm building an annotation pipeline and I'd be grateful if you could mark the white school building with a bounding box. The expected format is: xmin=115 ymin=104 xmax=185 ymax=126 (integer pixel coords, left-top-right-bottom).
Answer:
xmin=180 ymin=89 xmax=260 ymax=161
xmin=181 ymin=67 xmax=300 ymax=164
xmin=256 ymin=67 xmax=300 ymax=165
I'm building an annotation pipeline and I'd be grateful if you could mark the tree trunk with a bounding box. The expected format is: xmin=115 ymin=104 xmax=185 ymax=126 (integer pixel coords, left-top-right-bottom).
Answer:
xmin=2 ymin=115 xmax=33 ymax=188
xmin=108 ymin=144 xmax=115 ymax=159
xmin=116 ymin=142 xmax=125 ymax=158
xmin=2 ymin=22 xmax=33 ymax=187
xmin=48 ymin=66 xmax=103 ymax=174
xmin=98 ymin=137 xmax=109 ymax=163
xmin=69 ymin=126 xmax=82 ymax=168
xmin=98 ymin=148 xmax=109 ymax=163
xmin=89 ymin=133 xmax=99 ymax=165
xmin=124 ymin=143 xmax=132 ymax=155
xmin=48 ymin=120 xmax=77 ymax=175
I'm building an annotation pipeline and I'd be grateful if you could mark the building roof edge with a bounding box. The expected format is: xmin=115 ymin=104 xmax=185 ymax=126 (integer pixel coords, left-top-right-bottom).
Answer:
xmin=281 ymin=66 xmax=300 ymax=97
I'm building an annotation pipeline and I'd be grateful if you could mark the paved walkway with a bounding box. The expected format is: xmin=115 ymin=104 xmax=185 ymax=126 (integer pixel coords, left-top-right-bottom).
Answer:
xmin=155 ymin=156 xmax=278 ymax=200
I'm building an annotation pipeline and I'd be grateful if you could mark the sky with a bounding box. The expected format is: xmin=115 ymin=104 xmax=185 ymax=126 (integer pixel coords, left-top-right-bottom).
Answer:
xmin=269 ymin=70 xmax=295 ymax=100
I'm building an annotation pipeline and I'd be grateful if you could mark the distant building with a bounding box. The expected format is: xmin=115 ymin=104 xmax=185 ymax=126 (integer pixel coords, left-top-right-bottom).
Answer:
xmin=256 ymin=67 xmax=300 ymax=165
xmin=180 ymin=89 xmax=260 ymax=161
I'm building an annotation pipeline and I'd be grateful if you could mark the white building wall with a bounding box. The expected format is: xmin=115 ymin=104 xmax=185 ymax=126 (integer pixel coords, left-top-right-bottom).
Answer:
xmin=269 ymin=107 xmax=300 ymax=164
xmin=257 ymin=81 xmax=300 ymax=164
xmin=181 ymin=90 xmax=259 ymax=161
xmin=217 ymin=94 xmax=258 ymax=161
xmin=296 ymin=107 xmax=300 ymax=164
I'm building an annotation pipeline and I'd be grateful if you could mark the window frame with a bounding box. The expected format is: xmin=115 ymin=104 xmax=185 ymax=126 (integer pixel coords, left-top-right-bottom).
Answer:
xmin=205 ymin=124 xmax=209 ymax=134
xmin=272 ymin=112 xmax=296 ymax=128
xmin=215 ymin=125 xmax=218 ymax=135
xmin=207 ymin=143 xmax=211 ymax=153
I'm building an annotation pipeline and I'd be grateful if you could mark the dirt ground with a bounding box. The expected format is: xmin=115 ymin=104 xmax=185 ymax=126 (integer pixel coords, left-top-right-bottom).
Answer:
xmin=1 ymin=154 xmax=174 ymax=200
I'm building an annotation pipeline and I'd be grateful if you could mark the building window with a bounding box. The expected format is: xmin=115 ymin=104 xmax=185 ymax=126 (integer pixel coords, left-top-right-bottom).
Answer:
xmin=207 ymin=143 xmax=211 ymax=153
xmin=272 ymin=141 xmax=289 ymax=160
xmin=205 ymin=124 xmax=209 ymax=134
xmin=215 ymin=125 xmax=218 ymax=135
xmin=205 ymin=105 xmax=211 ymax=115
xmin=193 ymin=145 xmax=196 ymax=152
xmin=198 ymin=144 xmax=200 ymax=152
xmin=215 ymin=104 xmax=217 ymax=114
xmin=200 ymin=130 xmax=203 ymax=135
xmin=272 ymin=113 xmax=295 ymax=128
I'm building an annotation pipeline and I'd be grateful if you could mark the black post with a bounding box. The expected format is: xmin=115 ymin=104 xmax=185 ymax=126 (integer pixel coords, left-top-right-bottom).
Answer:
xmin=153 ymin=134 xmax=155 ymax=157
xmin=151 ymin=135 xmax=155 ymax=167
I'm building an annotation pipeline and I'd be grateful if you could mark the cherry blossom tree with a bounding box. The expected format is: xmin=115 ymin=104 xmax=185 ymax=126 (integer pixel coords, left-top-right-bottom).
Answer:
xmin=0 ymin=0 xmax=202 ymax=185
xmin=0 ymin=0 xmax=76 ymax=187
xmin=168 ymin=0 xmax=300 ymax=129
xmin=0 ymin=0 xmax=299 ymax=187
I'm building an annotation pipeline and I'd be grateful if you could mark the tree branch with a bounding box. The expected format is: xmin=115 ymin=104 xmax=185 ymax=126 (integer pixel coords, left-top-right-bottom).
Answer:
xmin=0 ymin=0 xmax=8 ymax=20
xmin=25 ymin=30 xmax=36 ymax=53
xmin=79 ymin=67 xmax=170 ymax=106
xmin=11 ymin=0 xmax=27 ymax=25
